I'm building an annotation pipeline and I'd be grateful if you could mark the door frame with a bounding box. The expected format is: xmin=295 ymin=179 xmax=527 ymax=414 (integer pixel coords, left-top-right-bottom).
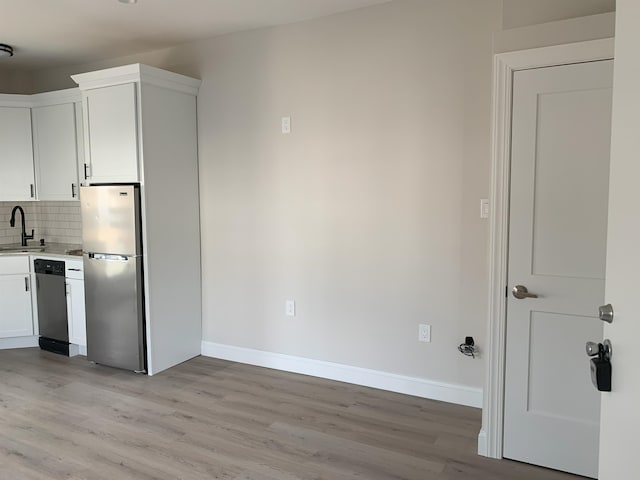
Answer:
xmin=479 ymin=38 xmax=615 ymax=459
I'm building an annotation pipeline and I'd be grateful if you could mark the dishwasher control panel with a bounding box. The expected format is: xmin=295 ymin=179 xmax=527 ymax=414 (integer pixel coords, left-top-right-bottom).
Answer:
xmin=34 ymin=259 xmax=65 ymax=276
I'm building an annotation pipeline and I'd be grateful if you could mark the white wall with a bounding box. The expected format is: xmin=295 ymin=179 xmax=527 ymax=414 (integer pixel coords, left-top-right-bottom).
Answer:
xmin=31 ymin=0 xmax=501 ymax=391
xmin=502 ymin=0 xmax=616 ymax=29
xmin=599 ymin=0 xmax=640 ymax=477
xmin=18 ymin=0 xmax=618 ymax=400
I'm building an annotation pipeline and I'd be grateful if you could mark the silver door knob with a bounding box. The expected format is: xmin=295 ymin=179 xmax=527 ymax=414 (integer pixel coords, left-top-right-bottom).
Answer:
xmin=599 ymin=304 xmax=614 ymax=323
xmin=586 ymin=341 xmax=600 ymax=357
xmin=512 ymin=285 xmax=539 ymax=300
xmin=586 ymin=339 xmax=612 ymax=361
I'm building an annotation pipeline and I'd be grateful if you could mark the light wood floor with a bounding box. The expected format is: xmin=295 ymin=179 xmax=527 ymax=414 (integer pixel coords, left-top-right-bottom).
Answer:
xmin=0 ymin=349 xmax=583 ymax=480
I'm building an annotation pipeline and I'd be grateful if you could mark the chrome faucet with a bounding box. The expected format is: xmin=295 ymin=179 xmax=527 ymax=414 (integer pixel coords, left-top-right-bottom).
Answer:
xmin=9 ymin=206 xmax=34 ymax=247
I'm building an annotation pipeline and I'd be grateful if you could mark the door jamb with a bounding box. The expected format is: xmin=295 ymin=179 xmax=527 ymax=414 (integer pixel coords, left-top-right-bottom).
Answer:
xmin=479 ymin=38 xmax=615 ymax=458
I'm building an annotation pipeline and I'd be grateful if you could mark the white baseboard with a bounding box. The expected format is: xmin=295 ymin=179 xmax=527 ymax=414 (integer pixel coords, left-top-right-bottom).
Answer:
xmin=201 ymin=341 xmax=482 ymax=408
xmin=477 ymin=429 xmax=488 ymax=456
xmin=0 ymin=336 xmax=39 ymax=350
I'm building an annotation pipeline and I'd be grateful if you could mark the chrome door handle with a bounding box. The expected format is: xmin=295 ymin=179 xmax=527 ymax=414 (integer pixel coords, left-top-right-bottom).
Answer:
xmin=512 ymin=285 xmax=538 ymax=299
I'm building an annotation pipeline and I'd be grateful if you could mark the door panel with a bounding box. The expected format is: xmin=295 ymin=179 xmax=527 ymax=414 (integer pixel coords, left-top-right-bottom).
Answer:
xmin=527 ymin=311 xmax=602 ymax=422
xmin=504 ymin=60 xmax=613 ymax=478
xmin=532 ymin=89 xmax=611 ymax=280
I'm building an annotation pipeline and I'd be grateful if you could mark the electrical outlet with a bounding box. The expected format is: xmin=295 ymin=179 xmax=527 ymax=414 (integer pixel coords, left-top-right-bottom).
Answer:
xmin=285 ymin=300 xmax=296 ymax=317
xmin=418 ymin=324 xmax=431 ymax=343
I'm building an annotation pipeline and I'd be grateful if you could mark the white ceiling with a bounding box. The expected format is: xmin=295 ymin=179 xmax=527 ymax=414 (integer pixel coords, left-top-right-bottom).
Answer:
xmin=0 ymin=0 xmax=392 ymax=71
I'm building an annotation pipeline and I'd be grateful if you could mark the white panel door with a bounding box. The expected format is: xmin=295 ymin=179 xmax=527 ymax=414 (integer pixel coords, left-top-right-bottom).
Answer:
xmin=32 ymin=103 xmax=80 ymax=201
xmin=0 ymin=107 xmax=35 ymax=201
xmin=504 ymin=60 xmax=613 ymax=478
xmin=0 ymin=275 xmax=34 ymax=338
xmin=85 ymin=83 xmax=139 ymax=183
xmin=599 ymin=1 xmax=640 ymax=478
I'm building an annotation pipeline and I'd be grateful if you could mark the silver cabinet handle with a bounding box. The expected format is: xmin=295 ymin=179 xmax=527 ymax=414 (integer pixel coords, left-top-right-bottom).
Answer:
xmin=512 ymin=285 xmax=538 ymax=299
xmin=30 ymin=184 xmax=35 ymax=198
xmin=71 ymin=183 xmax=77 ymax=198
xmin=24 ymin=276 xmax=30 ymax=292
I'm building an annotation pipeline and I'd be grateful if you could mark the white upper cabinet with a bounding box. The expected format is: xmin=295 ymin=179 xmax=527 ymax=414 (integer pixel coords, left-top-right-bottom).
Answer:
xmin=0 ymin=106 xmax=35 ymax=201
xmin=32 ymin=102 xmax=80 ymax=201
xmin=0 ymin=89 xmax=82 ymax=202
xmin=84 ymin=83 xmax=139 ymax=183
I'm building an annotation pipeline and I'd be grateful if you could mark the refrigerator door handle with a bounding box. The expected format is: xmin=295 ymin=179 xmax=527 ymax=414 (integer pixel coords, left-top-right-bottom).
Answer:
xmin=88 ymin=253 xmax=130 ymax=262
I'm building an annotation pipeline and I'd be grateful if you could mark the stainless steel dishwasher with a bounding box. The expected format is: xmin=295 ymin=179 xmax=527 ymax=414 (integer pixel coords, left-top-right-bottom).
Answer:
xmin=34 ymin=259 xmax=69 ymax=355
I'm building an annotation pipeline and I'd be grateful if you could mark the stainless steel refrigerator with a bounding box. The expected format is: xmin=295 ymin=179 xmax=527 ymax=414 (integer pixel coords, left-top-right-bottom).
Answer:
xmin=80 ymin=184 xmax=146 ymax=372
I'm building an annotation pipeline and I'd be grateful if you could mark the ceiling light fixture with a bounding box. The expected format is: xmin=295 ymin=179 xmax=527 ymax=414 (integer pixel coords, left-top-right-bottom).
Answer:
xmin=0 ymin=44 xmax=14 ymax=57
xmin=118 ymin=0 xmax=138 ymax=3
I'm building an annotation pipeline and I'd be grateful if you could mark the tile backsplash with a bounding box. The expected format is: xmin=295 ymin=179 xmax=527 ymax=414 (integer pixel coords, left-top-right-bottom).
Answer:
xmin=0 ymin=201 xmax=82 ymax=246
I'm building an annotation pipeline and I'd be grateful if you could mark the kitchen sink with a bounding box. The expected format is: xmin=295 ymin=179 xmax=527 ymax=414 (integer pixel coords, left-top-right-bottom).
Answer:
xmin=0 ymin=245 xmax=46 ymax=253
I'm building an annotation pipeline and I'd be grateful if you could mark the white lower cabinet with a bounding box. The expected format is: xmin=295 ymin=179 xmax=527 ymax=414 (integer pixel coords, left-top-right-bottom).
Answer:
xmin=0 ymin=257 xmax=34 ymax=338
xmin=65 ymin=259 xmax=86 ymax=352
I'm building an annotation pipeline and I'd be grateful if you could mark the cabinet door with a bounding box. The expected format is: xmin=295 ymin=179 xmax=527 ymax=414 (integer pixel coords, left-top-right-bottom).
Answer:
xmin=0 ymin=275 xmax=34 ymax=338
xmin=66 ymin=278 xmax=86 ymax=347
xmin=33 ymin=103 xmax=80 ymax=201
xmin=0 ymin=107 xmax=35 ymax=201
xmin=84 ymin=83 xmax=139 ymax=183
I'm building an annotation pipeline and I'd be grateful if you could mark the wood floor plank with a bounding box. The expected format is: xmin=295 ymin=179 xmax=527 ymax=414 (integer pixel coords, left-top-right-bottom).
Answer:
xmin=0 ymin=348 xmax=585 ymax=480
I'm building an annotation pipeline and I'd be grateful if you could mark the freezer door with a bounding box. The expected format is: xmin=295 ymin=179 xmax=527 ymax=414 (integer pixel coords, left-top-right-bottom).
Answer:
xmin=84 ymin=253 xmax=145 ymax=372
xmin=80 ymin=185 xmax=141 ymax=255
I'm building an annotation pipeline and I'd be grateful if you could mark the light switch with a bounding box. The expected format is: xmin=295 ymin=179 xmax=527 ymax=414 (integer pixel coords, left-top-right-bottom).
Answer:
xmin=286 ymin=300 xmax=295 ymax=317
xmin=480 ymin=199 xmax=489 ymax=219
xmin=281 ymin=116 xmax=291 ymax=134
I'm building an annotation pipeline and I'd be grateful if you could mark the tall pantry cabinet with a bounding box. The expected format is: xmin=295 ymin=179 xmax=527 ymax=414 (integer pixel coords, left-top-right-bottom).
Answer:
xmin=72 ymin=64 xmax=202 ymax=375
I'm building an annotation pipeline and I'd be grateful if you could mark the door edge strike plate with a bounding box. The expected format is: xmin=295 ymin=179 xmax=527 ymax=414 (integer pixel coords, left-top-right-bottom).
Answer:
xmin=603 ymin=339 xmax=613 ymax=360
xmin=599 ymin=304 xmax=614 ymax=323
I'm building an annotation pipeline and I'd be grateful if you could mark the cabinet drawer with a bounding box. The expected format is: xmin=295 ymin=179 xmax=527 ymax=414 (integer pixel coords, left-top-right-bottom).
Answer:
xmin=0 ymin=256 xmax=30 ymax=275
xmin=65 ymin=259 xmax=84 ymax=279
